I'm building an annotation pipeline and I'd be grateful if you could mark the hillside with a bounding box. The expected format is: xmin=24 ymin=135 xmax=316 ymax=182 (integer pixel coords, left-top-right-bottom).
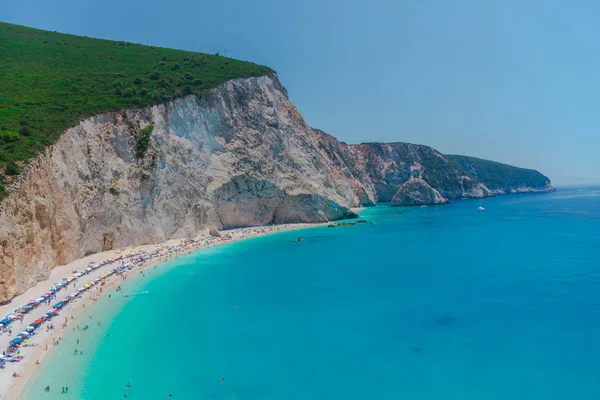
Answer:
xmin=0 ymin=24 xmax=554 ymax=301
xmin=0 ymin=22 xmax=273 ymax=199
xmin=447 ymin=155 xmax=553 ymax=193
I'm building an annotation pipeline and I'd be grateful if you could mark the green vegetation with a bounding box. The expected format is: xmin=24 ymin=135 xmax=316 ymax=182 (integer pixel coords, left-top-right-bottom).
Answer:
xmin=0 ymin=22 xmax=274 ymax=199
xmin=134 ymin=124 xmax=154 ymax=159
xmin=447 ymin=155 xmax=551 ymax=190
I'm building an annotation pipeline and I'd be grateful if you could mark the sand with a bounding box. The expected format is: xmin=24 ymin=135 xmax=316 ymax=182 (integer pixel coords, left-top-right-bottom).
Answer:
xmin=0 ymin=222 xmax=323 ymax=399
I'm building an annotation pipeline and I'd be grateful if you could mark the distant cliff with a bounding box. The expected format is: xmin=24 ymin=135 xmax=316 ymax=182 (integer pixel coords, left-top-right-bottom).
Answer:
xmin=446 ymin=155 xmax=555 ymax=194
xmin=0 ymin=75 xmax=554 ymax=301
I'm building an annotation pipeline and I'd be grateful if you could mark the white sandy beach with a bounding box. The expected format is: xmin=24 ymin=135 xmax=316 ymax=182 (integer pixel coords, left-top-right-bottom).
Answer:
xmin=0 ymin=222 xmax=324 ymax=399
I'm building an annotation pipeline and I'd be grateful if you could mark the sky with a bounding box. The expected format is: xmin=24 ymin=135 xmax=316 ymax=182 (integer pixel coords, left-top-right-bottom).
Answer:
xmin=3 ymin=0 xmax=599 ymax=184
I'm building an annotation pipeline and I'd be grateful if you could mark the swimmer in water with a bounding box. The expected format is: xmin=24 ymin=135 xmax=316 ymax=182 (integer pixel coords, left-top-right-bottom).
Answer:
xmin=221 ymin=378 xmax=225 ymax=384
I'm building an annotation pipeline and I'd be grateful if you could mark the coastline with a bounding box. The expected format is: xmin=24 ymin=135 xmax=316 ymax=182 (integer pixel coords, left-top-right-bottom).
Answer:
xmin=0 ymin=222 xmax=325 ymax=400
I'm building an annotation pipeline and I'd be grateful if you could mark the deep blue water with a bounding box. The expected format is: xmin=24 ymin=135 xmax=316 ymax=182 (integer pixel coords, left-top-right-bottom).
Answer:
xmin=22 ymin=187 xmax=600 ymax=399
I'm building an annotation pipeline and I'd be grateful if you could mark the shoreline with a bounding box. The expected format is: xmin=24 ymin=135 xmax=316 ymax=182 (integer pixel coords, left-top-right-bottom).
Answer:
xmin=0 ymin=222 xmax=325 ymax=400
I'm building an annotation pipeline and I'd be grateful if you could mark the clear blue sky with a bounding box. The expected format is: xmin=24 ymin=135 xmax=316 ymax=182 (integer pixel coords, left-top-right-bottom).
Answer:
xmin=4 ymin=0 xmax=599 ymax=184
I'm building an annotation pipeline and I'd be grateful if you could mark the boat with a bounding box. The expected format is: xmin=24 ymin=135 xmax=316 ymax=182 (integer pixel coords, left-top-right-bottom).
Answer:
xmin=477 ymin=206 xmax=485 ymax=211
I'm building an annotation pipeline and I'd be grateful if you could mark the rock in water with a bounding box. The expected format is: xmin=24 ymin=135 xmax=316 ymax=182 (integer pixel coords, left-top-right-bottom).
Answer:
xmin=391 ymin=178 xmax=449 ymax=206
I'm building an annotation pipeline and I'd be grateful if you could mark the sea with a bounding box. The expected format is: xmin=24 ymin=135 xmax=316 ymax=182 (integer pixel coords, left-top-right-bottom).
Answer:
xmin=20 ymin=187 xmax=600 ymax=400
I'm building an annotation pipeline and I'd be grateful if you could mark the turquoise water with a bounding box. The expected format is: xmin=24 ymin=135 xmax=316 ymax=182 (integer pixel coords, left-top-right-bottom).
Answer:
xmin=21 ymin=187 xmax=600 ymax=400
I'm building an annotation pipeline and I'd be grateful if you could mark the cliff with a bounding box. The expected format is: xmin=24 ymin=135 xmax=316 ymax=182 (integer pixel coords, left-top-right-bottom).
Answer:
xmin=446 ymin=155 xmax=555 ymax=194
xmin=0 ymin=75 xmax=554 ymax=301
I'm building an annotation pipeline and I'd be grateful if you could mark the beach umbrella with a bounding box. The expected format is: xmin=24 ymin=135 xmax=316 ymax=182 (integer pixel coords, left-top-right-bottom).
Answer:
xmin=28 ymin=300 xmax=36 ymax=304
xmin=62 ymin=278 xmax=67 ymax=281
xmin=9 ymin=338 xmax=21 ymax=344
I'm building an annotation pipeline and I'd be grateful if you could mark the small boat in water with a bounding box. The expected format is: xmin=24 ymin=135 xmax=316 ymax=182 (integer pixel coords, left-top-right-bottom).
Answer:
xmin=477 ymin=206 xmax=486 ymax=212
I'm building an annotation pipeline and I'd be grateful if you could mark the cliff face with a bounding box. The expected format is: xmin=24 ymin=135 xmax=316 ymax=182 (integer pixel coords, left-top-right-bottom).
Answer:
xmin=446 ymin=155 xmax=555 ymax=194
xmin=341 ymin=142 xmax=494 ymax=202
xmin=0 ymin=75 xmax=554 ymax=300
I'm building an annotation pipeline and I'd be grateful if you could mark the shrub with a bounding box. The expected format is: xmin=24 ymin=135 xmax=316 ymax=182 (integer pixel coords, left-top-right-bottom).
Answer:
xmin=5 ymin=161 xmax=21 ymax=176
xmin=139 ymin=88 xmax=149 ymax=96
xmin=114 ymin=72 xmax=126 ymax=78
xmin=109 ymin=187 xmax=118 ymax=195
xmin=183 ymin=85 xmax=192 ymax=95
xmin=149 ymin=72 xmax=160 ymax=80
xmin=134 ymin=77 xmax=142 ymax=84
xmin=122 ymin=88 xmax=135 ymax=98
xmin=0 ymin=130 xmax=20 ymax=143
xmin=170 ymin=63 xmax=180 ymax=71
xmin=18 ymin=126 xmax=31 ymax=136
xmin=135 ymin=123 xmax=154 ymax=158
xmin=158 ymin=79 xmax=169 ymax=88
xmin=114 ymin=87 xmax=122 ymax=96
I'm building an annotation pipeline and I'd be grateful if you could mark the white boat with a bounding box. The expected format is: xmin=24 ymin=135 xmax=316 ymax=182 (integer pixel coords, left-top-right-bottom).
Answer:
xmin=477 ymin=206 xmax=485 ymax=211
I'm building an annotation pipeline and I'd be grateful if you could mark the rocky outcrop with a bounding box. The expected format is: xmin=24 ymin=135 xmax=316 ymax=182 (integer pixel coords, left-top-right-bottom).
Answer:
xmin=391 ymin=178 xmax=449 ymax=206
xmin=0 ymin=74 xmax=554 ymax=301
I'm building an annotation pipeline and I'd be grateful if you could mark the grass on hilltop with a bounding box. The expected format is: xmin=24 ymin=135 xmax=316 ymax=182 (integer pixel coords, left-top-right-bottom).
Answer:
xmin=0 ymin=22 xmax=274 ymax=199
